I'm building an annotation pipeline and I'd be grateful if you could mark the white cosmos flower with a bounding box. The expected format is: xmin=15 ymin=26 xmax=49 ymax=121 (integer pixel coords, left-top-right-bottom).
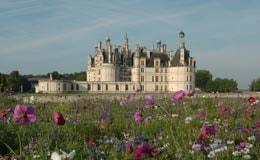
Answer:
xmin=232 ymin=151 xmax=241 ymax=156
xmin=247 ymin=136 xmax=255 ymax=141
xmin=171 ymin=114 xmax=179 ymax=118
xmin=51 ymin=150 xmax=76 ymax=160
xmin=208 ymin=151 xmax=216 ymax=158
xmin=185 ymin=116 xmax=193 ymax=124
xmin=243 ymin=154 xmax=251 ymax=160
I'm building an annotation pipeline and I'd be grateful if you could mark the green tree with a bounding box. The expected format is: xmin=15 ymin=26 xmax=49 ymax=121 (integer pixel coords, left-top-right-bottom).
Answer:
xmin=206 ymin=78 xmax=237 ymax=92
xmin=250 ymin=78 xmax=260 ymax=91
xmin=48 ymin=71 xmax=61 ymax=80
xmin=195 ymin=70 xmax=213 ymax=91
xmin=8 ymin=70 xmax=22 ymax=92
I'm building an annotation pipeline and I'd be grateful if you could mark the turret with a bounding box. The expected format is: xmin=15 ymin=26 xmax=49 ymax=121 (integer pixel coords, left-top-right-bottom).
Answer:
xmin=124 ymin=33 xmax=129 ymax=51
xmin=179 ymin=31 xmax=185 ymax=48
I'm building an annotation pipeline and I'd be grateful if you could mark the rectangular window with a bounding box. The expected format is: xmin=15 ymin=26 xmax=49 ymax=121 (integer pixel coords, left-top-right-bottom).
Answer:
xmin=87 ymin=84 xmax=91 ymax=90
xmin=141 ymin=68 xmax=144 ymax=72
xmin=187 ymin=76 xmax=189 ymax=81
xmin=152 ymin=76 xmax=154 ymax=82
xmin=141 ymin=76 xmax=144 ymax=82
xmin=98 ymin=70 xmax=101 ymax=75
xmin=155 ymin=68 xmax=159 ymax=73
xmin=155 ymin=60 xmax=159 ymax=66
xmin=165 ymin=76 xmax=167 ymax=82
xmin=165 ymin=85 xmax=167 ymax=91
xmin=161 ymin=76 xmax=163 ymax=82
xmin=141 ymin=60 xmax=144 ymax=66
xmin=161 ymin=85 xmax=163 ymax=91
xmin=71 ymin=84 xmax=74 ymax=90
xmin=141 ymin=85 xmax=144 ymax=91
xmin=165 ymin=68 xmax=167 ymax=73
xmin=125 ymin=84 xmax=128 ymax=91
xmin=155 ymin=85 xmax=158 ymax=91
xmin=161 ymin=68 xmax=163 ymax=73
xmin=116 ymin=84 xmax=119 ymax=90
xmin=156 ymin=76 xmax=158 ymax=82
xmin=97 ymin=84 xmax=101 ymax=90
xmin=106 ymin=84 xmax=108 ymax=90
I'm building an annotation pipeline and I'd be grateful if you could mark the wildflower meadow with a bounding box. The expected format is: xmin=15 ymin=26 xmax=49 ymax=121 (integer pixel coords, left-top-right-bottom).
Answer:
xmin=0 ymin=92 xmax=259 ymax=160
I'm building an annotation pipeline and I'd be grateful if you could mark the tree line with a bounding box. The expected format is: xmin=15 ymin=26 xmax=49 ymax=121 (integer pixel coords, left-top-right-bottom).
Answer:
xmin=195 ymin=70 xmax=260 ymax=92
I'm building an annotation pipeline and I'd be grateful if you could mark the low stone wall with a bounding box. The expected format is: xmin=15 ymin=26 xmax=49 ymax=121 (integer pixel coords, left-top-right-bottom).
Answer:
xmin=12 ymin=92 xmax=260 ymax=104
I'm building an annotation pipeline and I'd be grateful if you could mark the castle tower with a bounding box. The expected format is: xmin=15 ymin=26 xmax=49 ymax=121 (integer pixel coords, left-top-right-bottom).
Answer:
xmin=179 ymin=31 xmax=185 ymax=49
xmin=124 ymin=33 xmax=129 ymax=51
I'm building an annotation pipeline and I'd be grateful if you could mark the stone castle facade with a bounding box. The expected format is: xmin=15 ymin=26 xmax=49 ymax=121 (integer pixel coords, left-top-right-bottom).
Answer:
xmin=35 ymin=32 xmax=196 ymax=93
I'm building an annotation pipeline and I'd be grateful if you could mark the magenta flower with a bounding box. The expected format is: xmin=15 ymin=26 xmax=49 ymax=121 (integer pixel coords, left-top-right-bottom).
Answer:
xmin=53 ymin=112 xmax=65 ymax=125
xmin=13 ymin=104 xmax=36 ymax=125
xmin=124 ymin=143 xmax=133 ymax=153
xmin=217 ymin=101 xmax=232 ymax=118
xmin=255 ymin=121 xmax=260 ymax=128
xmin=120 ymin=95 xmax=131 ymax=106
xmin=134 ymin=143 xmax=159 ymax=160
xmin=186 ymin=90 xmax=195 ymax=97
xmin=171 ymin=90 xmax=186 ymax=103
xmin=134 ymin=111 xmax=143 ymax=123
xmin=197 ymin=109 xmax=206 ymax=120
xmin=0 ymin=110 xmax=7 ymax=121
xmin=199 ymin=124 xmax=219 ymax=141
xmin=248 ymin=96 xmax=259 ymax=106
xmin=144 ymin=94 xmax=154 ymax=108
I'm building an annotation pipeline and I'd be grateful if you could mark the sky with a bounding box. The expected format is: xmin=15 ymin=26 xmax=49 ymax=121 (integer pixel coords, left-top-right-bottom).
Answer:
xmin=0 ymin=0 xmax=260 ymax=89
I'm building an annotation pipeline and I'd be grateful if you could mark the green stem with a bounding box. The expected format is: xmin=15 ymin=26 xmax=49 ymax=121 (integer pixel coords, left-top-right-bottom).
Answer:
xmin=17 ymin=127 xmax=22 ymax=157
xmin=0 ymin=139 xmax=18 ymax=157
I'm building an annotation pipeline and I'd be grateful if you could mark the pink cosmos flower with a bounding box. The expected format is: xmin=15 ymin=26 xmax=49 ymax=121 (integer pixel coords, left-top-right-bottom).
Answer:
xmin=248 ymin=96 xmax=259 ymax=106
xmin=186 ymin=90 xmax=195 ymax=97
xmin=0 ymin=110 xmax=7 ymax=121
xmin=53 ymin=112 xmax=65 ymax=125
xmin=134 ymin=111 xmax=143 ymax=123
xmin=120 ymin=95 xmax=131 ymax=106
xmin=124 ymin=143 xmax=133 ymax=153
xmin=240 ymin=127 xmax=253 ymax=134
xmin=199 ymin=124 xmax=219 ymax=141
xmin=171 ymin=90 xmax=186 ymax=103
xmin=144 ymin=94 xmax=154 ymax=108
xmin=255 ymin=121 xmax=260 ymax=128
xmin=198 ymin=109 xmax=206 ymax=121
xmin=134 ymin=143 xmax=159 ymax=160
xmin=217 ymin=101 xmax=232 ymax=118
xmin=13 ymin=104 xmax=36 ymax=125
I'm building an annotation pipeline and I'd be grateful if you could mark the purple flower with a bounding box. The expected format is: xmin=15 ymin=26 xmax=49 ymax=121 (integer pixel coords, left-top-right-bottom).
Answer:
xmin=134 ymin=143 xmax=159 ymax=160
xmin=248 ymin=96 xmax=259 ymax=106
xmin=13 ymin=104 xmax=36 ymax=125
xmin=144 ymin=94 xmax=154 ymax=108
xmin=53 ymin=112 xmax=65 ymax=125
xmin=171 ymin=90 xmax=186 ymax=103
xmin=0 ymin=110 xmax=7 ymax=121
xmin=186 ymin=90 xmax=195 ymax=97
xmin=124 ymin=143 xmax=133 ymax=153
xmin=134 ymin=111 xmax=143 ymax=123
xmin=120 ymin=95 xmax=131 ymax=106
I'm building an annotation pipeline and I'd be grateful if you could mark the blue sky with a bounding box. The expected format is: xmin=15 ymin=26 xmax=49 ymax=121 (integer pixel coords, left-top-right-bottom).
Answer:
xmin=0 ymin=0 xmax=260 ymax=89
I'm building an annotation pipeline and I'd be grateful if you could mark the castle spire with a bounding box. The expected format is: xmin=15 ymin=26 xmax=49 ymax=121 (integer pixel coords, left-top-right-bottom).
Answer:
xmin=124 ymin=32 xmax=129 ymax=51
xmin=179 ymin=31 xmax=185 ymax=48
